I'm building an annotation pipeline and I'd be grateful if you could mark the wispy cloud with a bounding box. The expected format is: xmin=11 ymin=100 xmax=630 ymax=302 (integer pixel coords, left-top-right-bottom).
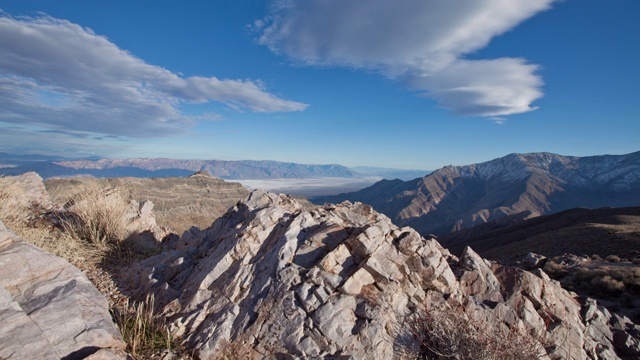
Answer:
xmin=0 ymin=12 xmax=307 ymax=139
xmin=489 ymin=117 xmax=507 ymax=125
xmin=256 ymin=0 xmax=554 ymax=118
xmin=0 ymin=125 xmax=133 ymax=157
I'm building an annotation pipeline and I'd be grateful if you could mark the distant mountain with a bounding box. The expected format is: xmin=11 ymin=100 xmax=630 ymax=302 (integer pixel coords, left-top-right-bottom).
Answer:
xmin=440 ymin=206 xmax=640 ymax=263
xmin=0 ymin=156 xmax=360 ymax=180
xmin=312 ymin=151 xmax=640 ymax=236
xmin=349 ymin=166 xmax=430 ymax=181
xmin=0 ymin=152 xmax=101 ymax=166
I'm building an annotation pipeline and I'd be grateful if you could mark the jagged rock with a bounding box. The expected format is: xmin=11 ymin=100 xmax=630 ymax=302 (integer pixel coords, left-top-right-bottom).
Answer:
xmin=123 ymin=190 xmax=640 ymax=359
xmin=123 ymin=199 xmax=171 ymax=251
xmin=0 ymin=220 xmax=126 ymax=359
xmin=523 ymin=252 xmax=548 ymax=270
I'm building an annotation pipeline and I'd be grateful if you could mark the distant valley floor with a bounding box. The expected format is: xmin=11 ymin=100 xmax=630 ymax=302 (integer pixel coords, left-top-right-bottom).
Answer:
xmin=236 ymin=176 xmax=382 ymax=197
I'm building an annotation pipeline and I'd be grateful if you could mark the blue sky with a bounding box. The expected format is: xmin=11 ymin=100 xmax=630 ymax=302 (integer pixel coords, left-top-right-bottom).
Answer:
xmin=0 ymin=0 xmax=638 ymax=170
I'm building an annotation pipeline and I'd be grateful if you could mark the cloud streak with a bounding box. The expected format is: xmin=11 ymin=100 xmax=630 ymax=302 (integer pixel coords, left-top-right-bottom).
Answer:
xmin=257 ymin=0 xmax=555 ymax=117
xmin=0 ymin=12 xmax=307 ymax=138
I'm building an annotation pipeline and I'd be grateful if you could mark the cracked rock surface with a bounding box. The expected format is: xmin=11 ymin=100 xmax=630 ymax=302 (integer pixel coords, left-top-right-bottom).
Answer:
xmin=124 ymin=190 xmax=640 ymax=359
xmin=0 ymin=220 xmax=126 ymax=360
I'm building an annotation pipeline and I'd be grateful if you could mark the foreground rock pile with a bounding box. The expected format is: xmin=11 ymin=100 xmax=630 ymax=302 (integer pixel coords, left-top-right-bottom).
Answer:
xmin=124 ymin=190 xmax=640 ymax=359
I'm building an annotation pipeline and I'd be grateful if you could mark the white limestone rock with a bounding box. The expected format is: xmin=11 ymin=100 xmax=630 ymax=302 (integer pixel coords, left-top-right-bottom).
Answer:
xmin=122 ymin=189 xmax=640 ymax=359
xmin=0 ymin=220 xmax=126 ymax=360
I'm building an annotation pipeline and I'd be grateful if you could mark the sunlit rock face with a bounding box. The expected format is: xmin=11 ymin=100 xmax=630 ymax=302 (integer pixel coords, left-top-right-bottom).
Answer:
xmin=0 ymin=220 xmax=127 ymax=360
xmin=125 ymin=190 xmax=640 ymax=359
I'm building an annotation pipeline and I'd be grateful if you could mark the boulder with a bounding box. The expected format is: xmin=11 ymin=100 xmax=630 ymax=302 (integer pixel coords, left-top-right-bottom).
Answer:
xmin=0 ymin=220 xmax=126 ymax=359
xmin=0 ymin=172 xmax=54 ymax=223
xmin=523 ymin=252 xmax=548 ymax=270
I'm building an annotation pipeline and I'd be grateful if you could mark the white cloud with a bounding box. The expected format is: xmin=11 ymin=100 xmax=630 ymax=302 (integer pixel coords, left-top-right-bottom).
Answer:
xmin=0 ymin=13 xmax=307 ymax=138
xmin=257 ymin=0 xmax=555 ymax=117
xmin=412 ymin=58 xmax=543 ymax=117
xmin=489 ymin=117 xmax=507 ymax=125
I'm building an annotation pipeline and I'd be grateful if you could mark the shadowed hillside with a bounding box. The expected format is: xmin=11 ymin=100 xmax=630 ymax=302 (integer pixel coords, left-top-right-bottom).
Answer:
xmin=440 ymin=206 xmax=640 ymax=263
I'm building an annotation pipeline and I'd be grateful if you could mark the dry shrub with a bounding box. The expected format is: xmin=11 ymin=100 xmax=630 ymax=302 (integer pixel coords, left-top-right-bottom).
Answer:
xmin=1 ymin=181 xmax=138 ymax=267
xmin=405 ymin=305 xmax=547 ymax=360
xmin=542 ymin=260 xmax=568 ymax=278
xmin=590 ymin=275 xmax=625 ymax=293
xmin=0 ymin=180 xmax=42 ymax=229
xmin=62 ymin=184 xmax=133 ymax=247
xmin=0 ymin=180 xmax=96 ymax=266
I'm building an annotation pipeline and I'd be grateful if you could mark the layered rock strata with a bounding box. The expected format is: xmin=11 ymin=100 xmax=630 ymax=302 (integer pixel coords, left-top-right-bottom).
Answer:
xmin=0 ymin=220 xmax=126 ymax=359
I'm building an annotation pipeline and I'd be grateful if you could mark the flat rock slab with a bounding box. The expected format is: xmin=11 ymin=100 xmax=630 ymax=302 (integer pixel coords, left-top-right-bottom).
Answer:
xmin=0 ymin=220 xmax=126 ymax=360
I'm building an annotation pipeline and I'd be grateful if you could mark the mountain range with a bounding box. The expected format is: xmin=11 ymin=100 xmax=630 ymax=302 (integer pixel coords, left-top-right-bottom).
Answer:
xmin=312 ymin=151 xmax=640 ymax=237
xmin=0 ymin=153 xmax=427 ymax=181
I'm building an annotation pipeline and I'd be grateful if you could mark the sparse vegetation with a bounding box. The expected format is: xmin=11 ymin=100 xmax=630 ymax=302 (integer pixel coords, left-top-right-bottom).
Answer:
xmin=111 ymin=294 xmax=185 ymax=359
xmin=61 ymin=184 xmax=133 ymax=247
xmin=0 ymin=180 xmax=187 ymax=359
xmin=543 ymin=255 xmax=640 ymax=321
xmin=405 ymin=305 xmax=548 ymax=360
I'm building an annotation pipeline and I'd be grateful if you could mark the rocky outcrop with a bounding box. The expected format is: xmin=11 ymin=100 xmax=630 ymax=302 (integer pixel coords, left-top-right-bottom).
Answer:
xmin=0 ymin=220 xmax=126 ymax=359
xmin=0 ymin=172 xmax=55 ymax=221
xmin=123 ymin=190 xmax=640 ymax=359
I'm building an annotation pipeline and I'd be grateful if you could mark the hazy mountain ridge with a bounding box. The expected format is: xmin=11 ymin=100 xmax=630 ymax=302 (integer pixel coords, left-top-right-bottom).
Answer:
xmin=0 ymin=156 xmax=365 ymax=180
xmin=312 ymin=151 xmax=640 ymax=236
xmin=54 ymin=158 xmax=360 ymax=179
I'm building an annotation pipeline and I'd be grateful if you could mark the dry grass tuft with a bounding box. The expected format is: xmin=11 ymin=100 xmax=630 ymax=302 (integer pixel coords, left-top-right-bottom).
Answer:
xmin=405 ymin=305 xmax=548 ymax=360
xmin=0 ymin=180 xmax=95 ymax=265
xmin=111 ymin=294 xmax=184 ymax=359
xmin=1 ymin=181 xmax=138 ymax=267
xmin=61 ymin=184 xmax=133 ymax=248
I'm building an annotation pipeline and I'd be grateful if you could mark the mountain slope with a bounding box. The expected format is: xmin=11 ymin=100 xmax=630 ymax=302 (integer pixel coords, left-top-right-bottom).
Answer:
xmin=441 ymin=206 xmax=640 ymax=262
xmin=312 ymin=151 xmax=640 ymax=236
